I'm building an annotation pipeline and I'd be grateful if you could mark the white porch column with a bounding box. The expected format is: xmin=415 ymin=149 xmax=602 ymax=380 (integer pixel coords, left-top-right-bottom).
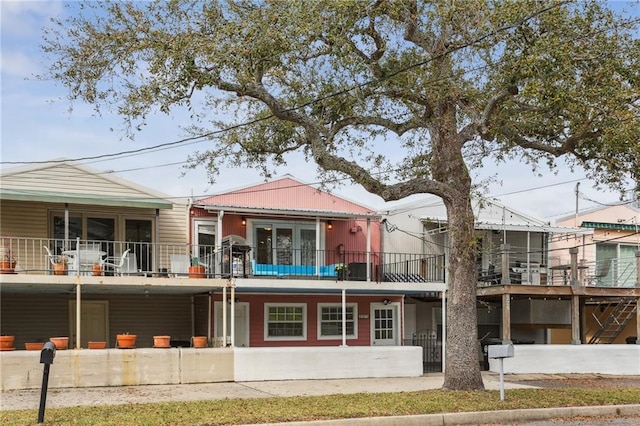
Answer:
xmin=441 ymin=290 xmax=446 ymax=372
xmin=230 ymin=284 xmax=236 ymax=347
xmin=341 ymin=289 xmax=347 ymax=346
xmin=75 ymin=283 xmax=81 ymax=349
xmin=222 ymin=284 xmax=227 ymax=347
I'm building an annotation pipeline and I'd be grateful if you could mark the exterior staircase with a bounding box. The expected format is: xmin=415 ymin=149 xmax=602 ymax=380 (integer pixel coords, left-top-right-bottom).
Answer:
xmin=587 ymin=298 xmax=637 ymax=344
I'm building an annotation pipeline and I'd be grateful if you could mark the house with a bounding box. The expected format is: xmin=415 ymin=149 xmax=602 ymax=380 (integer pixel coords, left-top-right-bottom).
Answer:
xmin=383 ymin=194 xmax=640 ymax=375
xmin=189 ymin=175 xmax=445 ymax=349
xmin=0 ymin=168 xmax=444 ymax=390
xmin=549 ymin=202 xmax=640 ymax=344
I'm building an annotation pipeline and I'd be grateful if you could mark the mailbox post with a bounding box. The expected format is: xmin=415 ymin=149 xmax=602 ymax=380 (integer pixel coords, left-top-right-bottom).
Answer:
xmin=37 ymin=341 xmax=56 ymax=423
xmin=488 ymin=344 xmax=514 ymax=401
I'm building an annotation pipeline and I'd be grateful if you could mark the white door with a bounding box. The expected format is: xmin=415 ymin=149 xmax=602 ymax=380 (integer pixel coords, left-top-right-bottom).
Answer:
xmin=214 ymin=302 xmax=249 ymax=347
xmin=69 ymin=301 xmax=109 ymax=348
xmin=371 ymin=303 xmax=398 ymax=346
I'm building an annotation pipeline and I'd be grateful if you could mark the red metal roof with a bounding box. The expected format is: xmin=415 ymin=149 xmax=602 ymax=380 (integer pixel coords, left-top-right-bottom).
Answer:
xmin=196 ymin=176 xmax=377 ymax=216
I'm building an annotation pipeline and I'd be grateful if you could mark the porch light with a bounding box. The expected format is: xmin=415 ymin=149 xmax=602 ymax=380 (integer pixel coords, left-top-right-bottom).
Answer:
xmin=327 ymin=220 xmax=333 ymax=230
xmin=383 ymin=299 xmax=391 ymax=305
xmin=241 ymin=217 xmax=246 ymax=226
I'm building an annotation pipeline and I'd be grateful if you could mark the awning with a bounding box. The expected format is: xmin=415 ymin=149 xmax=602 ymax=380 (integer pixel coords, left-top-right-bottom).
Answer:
xmin=0 ymin=188 xmax=173 ymax=209
xmin=581 ymin=221 xmax=639 ymax=231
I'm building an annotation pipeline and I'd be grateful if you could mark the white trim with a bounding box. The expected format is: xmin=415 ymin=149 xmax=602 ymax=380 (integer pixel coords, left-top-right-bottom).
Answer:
xmin=264 ymin=303 xmax=307 ymax=341
xmin=317 ymin=303 xmax=358 ymax=340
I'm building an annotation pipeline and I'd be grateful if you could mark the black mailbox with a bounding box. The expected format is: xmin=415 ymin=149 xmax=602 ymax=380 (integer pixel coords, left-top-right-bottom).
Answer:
xmin=40 ymin=342 xmax=56 ymax=364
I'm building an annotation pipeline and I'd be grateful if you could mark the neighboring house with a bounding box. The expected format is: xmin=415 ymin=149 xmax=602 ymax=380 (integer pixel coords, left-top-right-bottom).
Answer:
xmin=189 ymin=175 xmax=446 ymax=349
xmin=380 ymin=195 xmax=618 ymax=350
xmin=0 ymin=161 xmax=194 ymax=349
xmin=550 ymin=202 xmax=640 ymax=344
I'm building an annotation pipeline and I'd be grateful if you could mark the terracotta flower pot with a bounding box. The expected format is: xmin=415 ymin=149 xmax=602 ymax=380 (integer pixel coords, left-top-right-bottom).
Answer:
xmin=88 ymin=341 xmax=106 ymax=349
xmin=188 ymin=265 xmax=206 ymax=279
xmin=116 ymin=334 xmax=137 ymax=349
xmin=0 ymin=335 xmax=15 ymax=351
xmin=153 ymin=335 xmax=171 ymax=348
xmin=25 ymin=342 xmax=45 ymax=351
xmin=50 ymin=337 xmax=69 ymax=350
xmin=192 ymin=336 xmax=207 ymax=348
xmin=92 ymin=264 xmax=102 ymax=276
xmin=54 ymin=263 xmax=68 ymax=276
xmin=0 ymin=260 xmax=16 ymax=274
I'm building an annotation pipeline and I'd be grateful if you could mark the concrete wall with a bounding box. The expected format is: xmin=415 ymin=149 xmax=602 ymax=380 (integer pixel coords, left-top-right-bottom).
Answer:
xmin=490 ymin=345 xmax=640 ymax=375
xmin=1 ymin=346 xmax=421 ymax=390
xmin=233 ymin=346 xmax=423 ymax=381
xmin=0 ymin=348 xmax=234 ymax=390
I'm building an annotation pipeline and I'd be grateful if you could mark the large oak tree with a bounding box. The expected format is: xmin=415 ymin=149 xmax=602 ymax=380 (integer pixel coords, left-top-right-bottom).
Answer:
xmin=44 ymin=0 xmax=639 ymax=390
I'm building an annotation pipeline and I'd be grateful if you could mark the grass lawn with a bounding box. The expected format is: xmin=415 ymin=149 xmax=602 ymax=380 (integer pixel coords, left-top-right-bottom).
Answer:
xmin=2 ymin=387 xmax=639 ymax=425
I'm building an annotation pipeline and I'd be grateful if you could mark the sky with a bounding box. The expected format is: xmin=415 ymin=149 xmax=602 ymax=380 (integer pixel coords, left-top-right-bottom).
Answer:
xmin=1 ymin=1 xmax=638 ymax=223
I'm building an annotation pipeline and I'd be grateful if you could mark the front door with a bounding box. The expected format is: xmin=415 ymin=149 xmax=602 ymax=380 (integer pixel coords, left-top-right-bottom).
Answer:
xmin=214 ymin=302 xmax=249 ymax=347
xmin=69 ymin=301 xmax=109 ymax=348
xmin=371 ymin=303 xmax=398 ymax=346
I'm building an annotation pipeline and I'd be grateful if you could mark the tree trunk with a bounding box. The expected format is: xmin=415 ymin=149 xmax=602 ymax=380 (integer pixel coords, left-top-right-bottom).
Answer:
xmin=442 ymin=195 xmax=485 ymax=390
xmin=430 ymin=96 xmax=484 ymax=390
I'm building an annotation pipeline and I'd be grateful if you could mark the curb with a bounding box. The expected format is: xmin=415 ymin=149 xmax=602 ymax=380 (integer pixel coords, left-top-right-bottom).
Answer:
xmin=255 ymin=404 xmax=640 ymax=425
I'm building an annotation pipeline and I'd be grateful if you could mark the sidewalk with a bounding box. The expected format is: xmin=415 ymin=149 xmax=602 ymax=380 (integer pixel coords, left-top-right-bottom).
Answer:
xmin=0 ymin=373 xmax=529 ymax=411
xmin=2 ymin=373 xmax=640 ymax=425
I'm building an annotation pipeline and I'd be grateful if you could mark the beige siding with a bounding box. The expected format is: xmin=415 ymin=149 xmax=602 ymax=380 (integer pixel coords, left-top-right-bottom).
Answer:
xmin=2 ymin=164 xmax=154 ymax=197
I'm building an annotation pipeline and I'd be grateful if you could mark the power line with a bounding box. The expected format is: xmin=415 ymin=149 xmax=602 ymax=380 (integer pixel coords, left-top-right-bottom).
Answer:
xmin=1 ymin=1 xmax=572 ymax=166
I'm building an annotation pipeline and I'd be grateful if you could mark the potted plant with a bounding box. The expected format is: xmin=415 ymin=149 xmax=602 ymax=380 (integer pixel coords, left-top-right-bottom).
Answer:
xmin=153 ymin=335 xmax=171 ymax=348
xmin=54 ymin=255 xmax=69 ymax=275
xmin=49 ymin=336 xmax=69 ymax=350
xmin=0 ymin=238 xmax=16 ymax=274
xmin=116 ymin=332 xmax=137 ymax=349
xmin=0 ymin=335 xmax=16 ymax=351
xmin=188 ymin=257 xmax=206 ymax=279
xmin=334 ymin=263 xmax=348 ymax=281
xmin=88 ymin=341 xmax=107 ymax=349
xmin=191 ymin=336 xmax=207 ymax=348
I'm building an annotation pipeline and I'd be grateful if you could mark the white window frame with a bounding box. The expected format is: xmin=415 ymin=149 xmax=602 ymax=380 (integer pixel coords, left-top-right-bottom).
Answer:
xmin=264 ymin=303 xmax=307 ymax=341
xmin=317 ymin=303 xmax=358 ymax=340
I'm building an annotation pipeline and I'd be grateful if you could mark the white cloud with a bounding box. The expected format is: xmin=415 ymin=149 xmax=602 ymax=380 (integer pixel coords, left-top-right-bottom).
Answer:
xmin=0 ymin=1 xmax=62 ymax=38
xmin=0 ymin=50 xmax=39 ymax=77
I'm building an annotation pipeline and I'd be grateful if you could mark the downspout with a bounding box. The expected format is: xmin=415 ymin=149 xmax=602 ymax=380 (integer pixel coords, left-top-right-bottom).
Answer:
xmin=217 ymin=211 xmax=224 ymax=277
xmin=155 ymin=209 xmax=160 ymax=273
xmin=366 ymin=218 xmax=371 ymax=282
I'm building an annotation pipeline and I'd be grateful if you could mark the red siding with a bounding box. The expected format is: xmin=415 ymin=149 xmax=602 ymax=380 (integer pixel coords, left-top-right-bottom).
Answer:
xmin=212 ymin=294 xmax=402 ymax=347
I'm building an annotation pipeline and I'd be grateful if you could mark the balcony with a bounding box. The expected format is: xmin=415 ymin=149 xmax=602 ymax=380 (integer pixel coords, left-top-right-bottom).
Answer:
xmin=0 ymin=236 xmax=446 ymax=285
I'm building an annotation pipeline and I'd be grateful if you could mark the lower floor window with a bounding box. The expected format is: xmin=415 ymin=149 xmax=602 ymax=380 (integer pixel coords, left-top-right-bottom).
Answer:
xmin=265 ymin=304 xmax=306 ymax=340
xmin=318 ymin=304 xmax=357 ymax=339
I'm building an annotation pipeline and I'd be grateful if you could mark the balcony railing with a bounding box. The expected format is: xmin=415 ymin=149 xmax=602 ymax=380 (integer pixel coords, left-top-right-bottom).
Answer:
xmin=0 ymin=237 xmax=445 ymax=283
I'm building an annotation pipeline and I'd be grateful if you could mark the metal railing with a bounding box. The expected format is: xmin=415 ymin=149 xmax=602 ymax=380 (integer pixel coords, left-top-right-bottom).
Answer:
xmin=0 ymin=236 xmax=446 ymax=283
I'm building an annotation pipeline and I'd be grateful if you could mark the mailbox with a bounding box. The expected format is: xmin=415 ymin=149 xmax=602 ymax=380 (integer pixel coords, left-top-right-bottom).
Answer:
xmin=40 ymin=341 xmax=56 ymax=364
xmin=488 ymin=344 xmax=514 ymax=359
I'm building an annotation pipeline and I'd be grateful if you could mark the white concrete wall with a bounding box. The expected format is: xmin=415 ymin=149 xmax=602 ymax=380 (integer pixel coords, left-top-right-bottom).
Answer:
xmin=233 ymin=346 xmax=423 ymax=381
xmin=490 ymin=345 xmax=640 ymax=375
xmin=1 ymin=348 xmax=234 ymax=390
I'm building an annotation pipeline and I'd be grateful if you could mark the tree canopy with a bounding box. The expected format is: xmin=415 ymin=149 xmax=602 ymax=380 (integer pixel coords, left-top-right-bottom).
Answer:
xmin=44 ymin=0 xmax=639 ymax=390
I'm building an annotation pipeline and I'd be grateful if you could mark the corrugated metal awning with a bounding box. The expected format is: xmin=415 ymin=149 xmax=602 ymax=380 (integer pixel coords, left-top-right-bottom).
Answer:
xmin=0 ymin=188 xmax=173 ymax=209
xmin=581 ymin=221 xmax=639 ymax=231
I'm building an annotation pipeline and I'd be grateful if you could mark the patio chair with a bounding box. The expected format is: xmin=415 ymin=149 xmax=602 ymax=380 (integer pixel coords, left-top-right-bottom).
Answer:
xmin=43 ymin=246 xmax=63 ymax=273
xmin=103 ymin=249 xmax=131 ymax=276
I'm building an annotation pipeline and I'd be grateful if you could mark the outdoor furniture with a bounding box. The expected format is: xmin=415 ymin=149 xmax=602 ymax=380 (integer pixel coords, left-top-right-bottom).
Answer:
xmin=103 ymin=249 xmax=131 ymax=276
xmin=43 ymin=246 xmax=63 ymax=273
xmin=170 ymin=254 xmax=190 ymax=277
xmin=63 ymin=247 xmax=106 ymax=275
